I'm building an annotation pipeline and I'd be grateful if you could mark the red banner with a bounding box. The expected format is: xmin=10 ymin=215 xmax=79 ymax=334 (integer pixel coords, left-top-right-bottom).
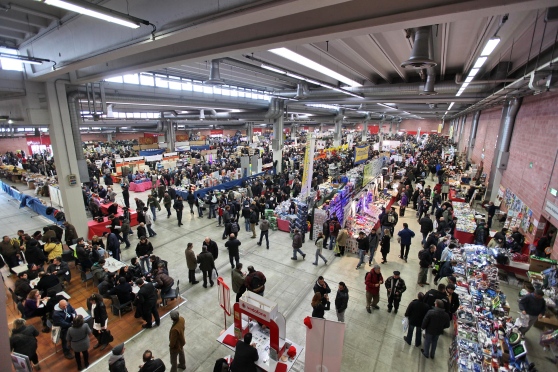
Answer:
xmin=253 ymin=128 xmax=262 ymax=134
xmin=210 ymin=129 xmax=224 ymax=135
xmin=368 ymin=125 xmax=379 ymax=134
xmin=144 ymin=133 xmax=160 ymax=138
xmin=26 ymin=135 xmax=51 ymax=146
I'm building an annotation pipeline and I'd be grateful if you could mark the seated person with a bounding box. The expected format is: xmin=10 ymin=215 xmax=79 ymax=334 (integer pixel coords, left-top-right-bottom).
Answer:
xmin=107 ymin=203 xmax=119 ymax=216
xmin=23 ymin=240 xmax=46 ymax=277
xmin=75 ymin=238 xmax=93 ymax=270
xmin=35 ymin=271 xmax=60 ymax=296
xmin=46 ymin=256 xmax=71 ymax=284
xmin=23 ymin=289 xmax=51 ymax=333
xmin=14 ymin=272 xmax=33 ymax=299
xmin=91 ymin=259 xmax=108 ymax=284
xmin=90 ymin=244 xmax=104 ymax=263
xmin=118 ymin=265 xmax=135 ymax=283
xmin=98 ymin=273 xmax=116 ymax=299
xmin=230 ymin=332 xmax=259 ymax=372
xmin=154 ymin=264 xmax=174 ymax=295
xmin=129 ymin=258 xmax=144 ymax=279
xmin=113 ymin=277 xmax=134 ymax=304
xmin=90 ymin=235 xmax=105 ymax=249
xmin=44 ymin=238 xmax=63 ymax=262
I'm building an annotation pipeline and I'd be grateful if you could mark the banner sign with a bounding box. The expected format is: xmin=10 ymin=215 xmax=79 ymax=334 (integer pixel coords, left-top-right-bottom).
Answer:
xmin=210 ymin=129 xmax=224 ymax=135
xmin=316 ymin=140 xmax=326 ymax=150
xmin=301 ymin=133 xmax=315 ymax=197
xmin=139 ymin=149 xmax=165 ymax=156
xmin=354 ymin=145 xmax=369 ymax=164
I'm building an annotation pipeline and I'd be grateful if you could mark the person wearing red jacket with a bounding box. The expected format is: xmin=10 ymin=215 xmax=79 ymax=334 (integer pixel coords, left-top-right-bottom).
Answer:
xmin=365 ymin=265 xmax=384 ymax=313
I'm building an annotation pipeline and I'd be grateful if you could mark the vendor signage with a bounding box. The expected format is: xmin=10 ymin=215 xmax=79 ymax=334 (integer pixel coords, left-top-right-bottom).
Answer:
xmin=545 ymin=201 xmax=558 ymax=221
xmin=354 ymin=145 xmax=369 ymax=164
xmin=301 ymin=133 xmax=315 ymax=197
xmin=210 ymin=129 xmax=224 ymax=135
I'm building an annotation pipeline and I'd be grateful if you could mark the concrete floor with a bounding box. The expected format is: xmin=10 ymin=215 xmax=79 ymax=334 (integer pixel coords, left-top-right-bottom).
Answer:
xmin=1 ymin=179 xmax=555 ymax=371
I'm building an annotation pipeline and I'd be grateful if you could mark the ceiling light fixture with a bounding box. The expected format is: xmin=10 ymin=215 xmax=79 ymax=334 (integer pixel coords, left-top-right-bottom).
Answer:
xmin=261 ymin=64 xmax=286 ymax=74
xmin=36 ymin=0 xmax=150 ymax=29
xmin=269 ymin=47 xmax=362 ymax=87
xmin=0 ymin=53 xmax=50 ymax=65
xmin=473 ymin=56 xmax=487 ymax=69
xmin=448 ymin=102 xmax=455 ymax=110
xmin=377 ymin=103 xmax=397 ymax=110
xmin=481 ymin=37 xmax=501 ymax=56
xmin=465 ymin=76 xmax=474 ymax=83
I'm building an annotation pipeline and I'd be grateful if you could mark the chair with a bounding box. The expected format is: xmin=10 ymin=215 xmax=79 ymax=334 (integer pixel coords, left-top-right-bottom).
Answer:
xmin=78 ymin=265 xmax=93 ymax=289
xmin=46 ymin=319 xmax=58 ymax=353
xmin=61 ymin=249 xmax=76 ymax=269
xmin=8 ymin=287 xmax=20 ymax=310
xmin=161 ymin=280 xmax=179 ymax=306
xmin=17 ymin=302 xmax=27 ymax=319
xmin=110 ymin=295 xmax=133 ymax=318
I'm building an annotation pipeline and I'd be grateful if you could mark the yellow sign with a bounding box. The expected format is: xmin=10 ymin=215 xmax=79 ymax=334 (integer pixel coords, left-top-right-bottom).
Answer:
xmin=438 ymin=123 xmax=443 ymax=134
xmin=354 ymin=145 xmax=369 ymax=164
xmin=301 ymin=133 xmax=312 ymax=193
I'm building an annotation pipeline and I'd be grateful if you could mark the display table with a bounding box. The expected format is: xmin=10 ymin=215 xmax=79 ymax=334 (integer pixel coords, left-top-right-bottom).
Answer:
xmin=454 ymin=230 xmax=474 ymax=244
xmin=495 ymin=260 xmax=530 ymax=280
xmin=449 ymin=189 xmax=466 ymax=203
xmin=217 ymin=323 xmax=301 ymax=372
xmin=100 ymin=202 xmax=129 ymax=215
xmin=104 ymin=257 xmax=127 ymax=273
xmin=129 ymin=180 xmax=152 ymax=192
xmin=87 ymin=209 xmax=138 ymax=239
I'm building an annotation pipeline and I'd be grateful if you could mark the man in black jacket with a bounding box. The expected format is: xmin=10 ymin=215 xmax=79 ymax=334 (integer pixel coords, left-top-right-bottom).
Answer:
xmin=230 ymin=333 xmax=259 ymax=372
xmin=225 ymin=234 xmax=241 ymax=269
xmin=313 ymin=276 xmax=331 ymax=306
xmin=139 ymin=350 xmax=166 ymax=372
xmin=335 ymin=282 xmax=349 ymax=322
xmin=419 ymin=214 xmax=434 ymax=245
xmin=136 ymin=237 xmax=154 ymax=275
xmin=421 ymin=299 xmax=450 ymax=359
xmin=424 ymin=283 xmax=449 ymax=308
xmin=135 ymin=279 xmax=160 ymax=329
xmin=114 ymin=277 xmax=134 ymax=304
xmin=445 ymin=283 xmax=460 ymax=317
xmin=203 ymin=237 xmax=219 ymax=260
xmin=249 ymin=207 xmax=259 ymax=239
xmin=404 ymin=292 xmax=430 ymax=347
xmin=418 ymin=245 xmax=436 ymax=287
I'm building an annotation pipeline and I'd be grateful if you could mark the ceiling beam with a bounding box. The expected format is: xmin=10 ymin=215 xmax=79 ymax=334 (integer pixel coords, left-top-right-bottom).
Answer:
xmin=331 ymin=38 xmax=391 ymax=82
xmin=439 ymin=23 xmax=450 ymax=80
xmin=0 ymin=12 xmax=49 ymax=29
xmin=0 ymin=29 xmax=25 ymax=41
xmin=0 ymin=19 xmax=39 ymax=34
xmin=7 ymin=3 xmax=61 ymax=21
xmin=368 ymin=33 xmax=408 ymax=82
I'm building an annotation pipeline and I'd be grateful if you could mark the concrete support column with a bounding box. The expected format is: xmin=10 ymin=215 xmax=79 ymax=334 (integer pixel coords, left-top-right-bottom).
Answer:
xmin=486 ymin=98 xmax=523 ymax=201
xmin=168 ymin=121 xmax=176 ymax=152
xmin=246 ymin=122 xmax=254 ymax=144
xmin=290 ymin=124 xmax=297 ymax=140
xmin=362 ymin=121 xmax=368 ymax=142
xmin=457 ymin=115 xmax=467 ymax=153
xmin=272 ymin=115 xmax=284 ymax=173
xmin=333 ymin=119 xmax=342 ymax=147
xmin=0 ymin=283 xmax=10 ymax=371
xmin=46 ymin=81 xmax=89 ymax=238
xmin=107 ymin=132 xmax=113 ymax=142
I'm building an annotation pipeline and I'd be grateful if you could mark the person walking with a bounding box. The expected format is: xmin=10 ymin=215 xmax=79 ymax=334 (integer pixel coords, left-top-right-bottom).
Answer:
xmin=249 ymin=207 xmax=259 ymax=238
xmin=335 ymin=282 xmax=349 ymax=322
xmin=365 ymin=265 xmax=383 ymax=313
xmin=135 ymin=279 xmax=161 ymax=328
xmin=421 ymin=299 xmax=450 ymax=359
xmin=10 ymin=319 xmax=41 ymax=371
xmin=368 ymin=228 xmax=379 ymax=265
xmin=67 ymin=315 xmax=92 ymax=371
xmin=257 ymin=216 xmax=270 ymax=249
xmin=147 ymin=195 xmax=160 ymax=222
xmin=518 ymin=289 xmax=546 ymax=335
xmin=313 ymin=232 xmax=328 ymax=266
xmin=418 ymin=245 xmax=435 ymax=287
xmin=419 ymin=214 xmax=434 ymax=246
xmin=355 ymin=231 xmax=369 ymax=269
xmin=397 ymin=223 xmax=416 ymax=262
xmin=291 ymin=228 xmax=306 ymax=260
xmin=232 ymin=263 xmax=247 ymax=302
xmin=168 ymin=311 xmax=187 ymax=372
xmin=144 ymin=208 xmax=157 ymax=237
xmin=197 ymin=246 xmax=215 ymax=288
xmin=186 ymin=191 xmax=195 ymax=215
xmin=139 ymin=350 xmax=166 ymax=372
xmin=89 ymin=293 xmax=110 ymax=351
xmin=403 ymin=293 xmax=430 ymax=347
xmin=108 ymin=343 xmax=127 ymax=372
xmin=120 ymin=217 xmax=131 ymax=249
xmin=245 ymin=266 xmax=266 ymax=297
xmin=311 ymin=293 xmax=325 ymax=318
xmin=136 ymin=237 xmax=154 ymax=275
xmin=335 ymin=227 xmax=349 ymax=257
xmin=222 ymin=205 xmax=232 ymax=238
xmin=379 ymin=229 xmax=391 ymax=264
xmin=225 ymin=233 xmax=241 ymax=269
xmin=384 ymin=270 xmax=406 ymax=314
xmin=185 ymin=243 xmax=199 ymax=285
xmin=173 ymin=196 xmax=184 ymax=226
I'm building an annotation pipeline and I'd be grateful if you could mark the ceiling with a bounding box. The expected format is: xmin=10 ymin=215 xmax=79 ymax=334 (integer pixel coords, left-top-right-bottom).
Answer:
xmin=1 ymin=0 xmax=557 ymax=128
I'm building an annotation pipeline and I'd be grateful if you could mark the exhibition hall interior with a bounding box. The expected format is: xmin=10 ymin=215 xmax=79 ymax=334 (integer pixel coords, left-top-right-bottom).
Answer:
xmin=1 ymin=0 xmax=558 ymax=371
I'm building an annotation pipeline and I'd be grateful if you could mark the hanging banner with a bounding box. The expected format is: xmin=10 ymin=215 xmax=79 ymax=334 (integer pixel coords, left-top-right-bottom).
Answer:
xmin=139 ymin=149 xmax=165 ymax=156
xmin=210 ymin=129 xmax=224 ymax=135
xmin=176 ymin=134 xmax=189 ymax=141
xmin=354 ymin=145 xmax=369 ymax=165
xmin=253 ymin=128 xmax=262 ymax=134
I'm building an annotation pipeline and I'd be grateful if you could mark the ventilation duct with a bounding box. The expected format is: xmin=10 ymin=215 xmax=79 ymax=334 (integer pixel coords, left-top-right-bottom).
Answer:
xmin=294 ymin=82 xmax=310 ymax=99
xmin=421 ymin=26 xmax=437 ymax=95
xmin=401 ymin=26 xmax=437 ymax=69
xmin=67 ymin=92 xmax=90 ymax=182
xmin=528 ymin=70 xmax=558 ymax=92
xmin=204 ymin=59 xmax=225 ymax=86
xmin=495 ymin=97 xmax=522 ymax=170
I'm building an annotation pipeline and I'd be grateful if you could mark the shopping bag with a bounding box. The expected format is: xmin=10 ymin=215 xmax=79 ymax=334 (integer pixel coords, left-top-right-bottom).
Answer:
xmin=51 ymin=326 xmax=61 ymax=344
xmin=514 ymin=313 xmax=529 ymax=328
xmin=211 ymin=267 xmax=219 ymax=280
xmin=402 ymin=317 xmax=409 ymax=333
xmin=333 ymin=242 xmax=340 ymax=254
xmin=100 ymin=329 xmax=114 ymax=344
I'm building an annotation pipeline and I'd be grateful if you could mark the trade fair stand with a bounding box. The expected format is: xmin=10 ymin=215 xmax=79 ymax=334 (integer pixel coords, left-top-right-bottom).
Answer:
xmin=216 ymin=292 xmax=302 ymax=372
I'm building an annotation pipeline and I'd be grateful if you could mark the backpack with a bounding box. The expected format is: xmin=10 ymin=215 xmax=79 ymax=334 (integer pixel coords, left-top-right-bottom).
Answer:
xmin=329 ymin=222 xmax=335 ymax=233
xmin=231 ymin=223 xmax=239 ymax=233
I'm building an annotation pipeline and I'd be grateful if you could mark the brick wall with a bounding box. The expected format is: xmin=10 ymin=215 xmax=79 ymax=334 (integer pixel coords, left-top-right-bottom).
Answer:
xmin=398 ymin=118 xmax=447 ymax=134
xmin=0 ymin=137 xmax=30 ymax=153
xmin=459 ymin=115 xmax=473 ymax=155
xmin=470 ymin=107 xmax=502 ymax=183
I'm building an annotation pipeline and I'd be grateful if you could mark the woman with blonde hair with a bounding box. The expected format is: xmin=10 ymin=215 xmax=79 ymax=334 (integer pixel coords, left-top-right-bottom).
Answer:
xmin=10 ymin=318 xmax=41 ymax=370
xmin=380 ymin=229 xmax=391 ymax=264
xmin=311 ymin=292 xmax=325 ymax=319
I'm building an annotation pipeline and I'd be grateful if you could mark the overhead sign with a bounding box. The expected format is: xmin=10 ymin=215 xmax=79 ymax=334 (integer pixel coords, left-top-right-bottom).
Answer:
xmin=545 ymin=200 xmax=558 ymax=221
xmin=354 ymin=145 xmax=369 ymax=164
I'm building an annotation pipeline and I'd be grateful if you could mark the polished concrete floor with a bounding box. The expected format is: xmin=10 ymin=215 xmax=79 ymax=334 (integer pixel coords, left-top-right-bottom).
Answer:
xmin=1 ymin=179 xmax=555 ymax=372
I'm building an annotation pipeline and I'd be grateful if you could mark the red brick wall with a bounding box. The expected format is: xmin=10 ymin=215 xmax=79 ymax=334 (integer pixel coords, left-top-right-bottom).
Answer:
xmin=0 ymin=137 xmax=30 ymax=153
xmin=470 ymin=107 xmax=502 ymax=183
xmin=459 ymin=115 xmax=473 ymax=154
xmin=398 ymin=118 xmax=447 ymax=134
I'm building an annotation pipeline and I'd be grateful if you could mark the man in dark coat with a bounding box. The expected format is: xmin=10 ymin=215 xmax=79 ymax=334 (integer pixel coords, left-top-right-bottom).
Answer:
xmin=224 ymin=234 xmax=241 ymax=269
xmin=135 ymin=278 xmax=160 ymax=329
xmin=384 ymin=270 xmax=406 ymax=314
xmin=421 ymin=299 xmax=450 ymax=359
xmin=203 ymin=237 xmax=219 ymax=261
xmin=419 ymin=214 xmax=434 ymax=245
xmin=404 ymin=292 xmax=430 ymax=347
xmin=230 ymin=333 xmax=259 ymax=372
xmin=197 ymin=246 xmax=215 ymax=288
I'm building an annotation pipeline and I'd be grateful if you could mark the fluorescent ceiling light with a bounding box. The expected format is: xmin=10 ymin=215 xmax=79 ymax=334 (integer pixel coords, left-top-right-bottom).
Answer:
xmin=377 ymin=103 xmax=397 ymax=110
xmin=286 ymin=72 xmax=306 ymax=80
xmin=0 ymin=53 xmax=48 ymax=65
xmin=455 ymin=89 xmax=464 ymax=97
xmin=461 ymin=82 xmax=469 ymax=89
xmin=448 ymin=102 xmax=455 ymax=110
xmin=38 ymin=0 xmax=149 ymax=29
xmin=473 ymin=56 xmax=487 ymax=69
xmin=468 ymin=68 xmax=480 ymax=78
xmin=481 ymin=37 xmax=501 ymax=56
xmin=465 ymin=76 xmax=474 ymax=83
xmin=269 ymin=47 xmax=362 ymax=87
xmin=261 ymin=64 xmax=286 ymax=74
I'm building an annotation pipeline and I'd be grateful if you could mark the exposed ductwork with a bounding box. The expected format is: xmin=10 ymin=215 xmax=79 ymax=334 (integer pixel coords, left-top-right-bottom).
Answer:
xmin=294 ymin=82 xmax=310 ymax=99
xmin=421 ymin=26 xmax=437 ymax=95
xmin=401 ymin=26 xmax=437 ymax=69
xmin=528 ymin=70 xmax=558 ymax=92
xmin=67 ymin=92 xmax=90 ymax=182
xmin=204 ymin=59 xmax=225 ymax=86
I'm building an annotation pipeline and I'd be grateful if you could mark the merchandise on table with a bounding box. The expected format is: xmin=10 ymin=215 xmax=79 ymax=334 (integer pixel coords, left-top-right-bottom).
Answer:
xmin=452 ymin=202 xmax=477 ymax=234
